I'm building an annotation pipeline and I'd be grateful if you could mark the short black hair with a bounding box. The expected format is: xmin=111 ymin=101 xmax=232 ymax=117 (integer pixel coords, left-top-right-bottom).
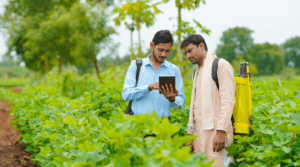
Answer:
xmin=180 ymin=34 xmax=208 ymax=51
xmin=152 ymin=30 xmax=174 ymax=46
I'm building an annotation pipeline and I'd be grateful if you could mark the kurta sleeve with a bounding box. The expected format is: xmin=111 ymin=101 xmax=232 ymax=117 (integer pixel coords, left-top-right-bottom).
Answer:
xmin=215 ymin=60 xmax=236 ymax=133
xmin=187 ymin=127 xmax=193 ymax=135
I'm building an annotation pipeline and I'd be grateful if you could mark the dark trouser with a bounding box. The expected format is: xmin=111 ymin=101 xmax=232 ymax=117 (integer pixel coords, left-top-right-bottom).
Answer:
xmin=143 ymin=116 xmax=171 ymax=138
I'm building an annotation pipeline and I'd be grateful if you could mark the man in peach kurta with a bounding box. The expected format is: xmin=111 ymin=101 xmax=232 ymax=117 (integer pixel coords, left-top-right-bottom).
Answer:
xmin=181 ymin=34 xmax=236 ymax=166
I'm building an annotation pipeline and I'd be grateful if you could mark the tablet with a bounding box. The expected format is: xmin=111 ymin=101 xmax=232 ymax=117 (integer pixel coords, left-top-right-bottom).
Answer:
xmin=159 ymin=76 xmax=176 ymax=94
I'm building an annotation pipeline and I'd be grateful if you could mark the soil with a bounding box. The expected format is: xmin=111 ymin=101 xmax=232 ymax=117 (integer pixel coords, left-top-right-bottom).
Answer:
xmin=0 ymin=87 xmax=38 ymax=167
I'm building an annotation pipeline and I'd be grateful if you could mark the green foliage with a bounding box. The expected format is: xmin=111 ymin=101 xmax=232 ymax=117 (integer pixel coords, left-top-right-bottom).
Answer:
xmin=244 ymin=42 xmax=285 ymax=76
xmin=174 ymin=19 xmax=211 ymax=41
xmin=0 ymin=62 xmax=35 ymax=78
xmin=279 ymin=67 xmax=297 ymax=81
xmin=113 ymin=0 xmax=160 ymax=28
xmin=216 ymin=27 xmax=254 ymax=64
xmin=226 ymin=77 xmax=300 ymax=166
xmin=173 ymin=0 xmax=206 ymax=10
xmin=0 ymin=78 xmax=35 ymax=87
xmin=0 ymin=66 xmax=213 ymax=167
xmin=281 ymin=36 xmax=300 ymax=68
xmin=0 ymin=65 xmax=300 ymax=166
xmin=1 ymin=0 xmax=116 ymax=74
xmin=231 ymin=56 xmax=259 ymax=77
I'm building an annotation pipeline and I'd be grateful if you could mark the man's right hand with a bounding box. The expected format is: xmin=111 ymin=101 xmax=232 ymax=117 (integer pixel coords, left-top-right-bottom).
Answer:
xmin=185 ymin=140 xmax=194 ymax=148
xmin=148 ymin=82 xmax=159 ymax=91
xmin=185 ymin=134 xmax=195 ymax=152
xmin=185 ymin=135 xmax=195 ymax=153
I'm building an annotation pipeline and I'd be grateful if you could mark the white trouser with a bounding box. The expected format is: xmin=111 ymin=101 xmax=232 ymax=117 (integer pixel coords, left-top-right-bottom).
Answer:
xmin=223 ymin=137 xmax=232 ymax=167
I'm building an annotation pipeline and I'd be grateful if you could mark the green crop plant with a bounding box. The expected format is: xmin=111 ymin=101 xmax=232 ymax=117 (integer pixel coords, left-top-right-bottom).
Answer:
xmin=0 ymin=65 xmax=299 ymax=166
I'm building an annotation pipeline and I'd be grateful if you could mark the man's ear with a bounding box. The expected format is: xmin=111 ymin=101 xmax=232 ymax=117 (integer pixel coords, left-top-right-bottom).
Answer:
xmin=150 ymin=42 xmax=154 ymax=49
xmin=199 ymin=43 xmax=205 ymax=50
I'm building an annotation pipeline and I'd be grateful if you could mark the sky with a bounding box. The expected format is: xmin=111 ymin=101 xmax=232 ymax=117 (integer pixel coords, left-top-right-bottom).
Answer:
xmin=0 ymin=0 xmax=300 ymax=63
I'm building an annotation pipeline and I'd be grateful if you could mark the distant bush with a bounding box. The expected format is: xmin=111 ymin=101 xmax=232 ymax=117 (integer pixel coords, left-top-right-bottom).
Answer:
xmin=279 ymin=67 xmax=297 ymax=80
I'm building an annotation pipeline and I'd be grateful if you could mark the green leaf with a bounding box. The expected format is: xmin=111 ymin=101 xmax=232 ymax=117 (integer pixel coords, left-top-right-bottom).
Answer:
xmin=63 ymin=114 xmax=76 ymax=126
xmin=53 ymin=157 xmax=64 ymax=166
xmin=294 ymin=160 xmax=300 ymax=166
xmin=39 ymin=145 xmax=51 ymax=157
xmin=281 ymin=146 xmax=292 ymax=153
xmin=272 ymin=132 xmax=291 ymax=146
xmin=78 ymin=141 xmax=96 ymax=152
xmin=291 ymin=115 xmax=300 ymax=125
xmin=128 ymin=147 xmax=146 ymax=156
xmin=114 ymin=156 xmax=131 ymax=167
xmin=262 ymin=151 xmax=278 ymax=158
xmin=261 ymin=129 xmax=274 ymax=135
xmin=288 ymin=125 xmax=300 ymax=132
xmin=290 ymin=101 xmax=296 ymax=108
xmin=175 ymin=147 xmax=191 ymax=162
xmin=74 ymin=162 xmax=93 ymax=166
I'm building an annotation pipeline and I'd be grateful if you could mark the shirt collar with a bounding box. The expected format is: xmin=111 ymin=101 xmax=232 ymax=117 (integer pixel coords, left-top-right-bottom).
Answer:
xmin=144 ymin=53 xmax=167 ymax=67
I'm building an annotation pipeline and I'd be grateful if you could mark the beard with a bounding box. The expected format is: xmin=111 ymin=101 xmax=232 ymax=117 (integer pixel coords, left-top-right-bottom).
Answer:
xmin=195 ymin=50 xmax=204 ymax=65
xmin=152 ymin=49 xmax=165 ymax=63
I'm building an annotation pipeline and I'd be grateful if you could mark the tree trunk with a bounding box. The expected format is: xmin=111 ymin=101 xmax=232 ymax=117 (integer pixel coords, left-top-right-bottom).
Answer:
xmin=177 ymin=4 xmax=184 ymax=77
xmin=138 ymin=28 xmax=141 ymax=58
xmin=58 ymin=57 xmax=63 ymax=74
xmin=131 ymin=29 xmax=134 ymax=62
xmin=45 ymin=58 xmax=48 ymax=85
xmin=93 ymin=57 xmax=101 ymax=82
xmin=137 ymin=21 xmax=141 ymax=58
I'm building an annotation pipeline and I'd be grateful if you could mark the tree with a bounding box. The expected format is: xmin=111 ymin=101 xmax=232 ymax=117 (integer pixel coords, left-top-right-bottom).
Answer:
xmin=163 ymin=0 xmax=210 ymax=77
xmin=1 ymin=0 xmax=59 ymax=84
xmin=231 ymin=55 xmax=259 ymax=77
xmin=244 ymin=43 xmax=284 ymax=75
xmin=113 ymin=0 xmax=162 ymax=61
xmin=281 ymin=36 xmax=300 ymax=68
xmin=216 ymin=27 xmax=254 ymax=64
xmin=1 ymin=0 xmax=116 ymax=82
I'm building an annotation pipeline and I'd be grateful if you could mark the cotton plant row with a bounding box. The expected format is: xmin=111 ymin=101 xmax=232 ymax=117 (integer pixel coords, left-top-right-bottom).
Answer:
xmin=1 ymin=68 xmax=299 ymax=166
xmin=226 ymin=78 xmax=300 ymax=167
xmin=0 ymin=74 xmax=213 ymax=167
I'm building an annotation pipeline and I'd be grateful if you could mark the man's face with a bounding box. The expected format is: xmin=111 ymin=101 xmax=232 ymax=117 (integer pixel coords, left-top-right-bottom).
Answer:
xmin=150 ymin=42 xmax=172 ymax=63
xmin=183 ymin=43 xmax=204 ymax=65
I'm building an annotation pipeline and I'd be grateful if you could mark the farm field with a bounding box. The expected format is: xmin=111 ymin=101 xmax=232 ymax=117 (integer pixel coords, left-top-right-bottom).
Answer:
xmin=0 ymin=67 xmax=299 ymax=167
xmin=0 ymin=0 xmax=299 ymax=166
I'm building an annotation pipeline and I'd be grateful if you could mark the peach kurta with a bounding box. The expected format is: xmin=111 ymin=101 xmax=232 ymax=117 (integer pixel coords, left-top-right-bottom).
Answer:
xmin=187 ymin=54 xmax=236 ymax=166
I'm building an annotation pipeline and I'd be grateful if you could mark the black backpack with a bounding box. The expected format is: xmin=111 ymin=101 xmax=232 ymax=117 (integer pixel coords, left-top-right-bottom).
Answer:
xmin=124 ymin=58 xmax=143 ymax=115
xmin=192 ymin=57 xmax=236 ymax=131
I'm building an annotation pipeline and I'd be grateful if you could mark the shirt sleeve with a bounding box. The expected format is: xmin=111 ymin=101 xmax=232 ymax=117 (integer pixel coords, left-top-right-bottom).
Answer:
xmin=122 ymin=60 xmax=150 ymax=101
xmin=215 ymin=60 xmax=236 ymax=133
xmin=171 ymin=66 xmax=186 ymax=108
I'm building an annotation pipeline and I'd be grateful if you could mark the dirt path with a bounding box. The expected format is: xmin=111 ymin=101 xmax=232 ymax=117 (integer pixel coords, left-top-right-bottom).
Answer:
xmin=0 ymin=88 xmax=38 ymax=167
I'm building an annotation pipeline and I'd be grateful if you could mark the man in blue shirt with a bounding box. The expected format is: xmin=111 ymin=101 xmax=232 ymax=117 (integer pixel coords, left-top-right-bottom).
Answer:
xmin=122 ymin=30 xmax=186 ymax=118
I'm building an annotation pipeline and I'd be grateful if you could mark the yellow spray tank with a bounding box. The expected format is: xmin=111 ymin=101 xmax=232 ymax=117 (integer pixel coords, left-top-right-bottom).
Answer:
xmin=233 ymin=62 xmax=252 ymax=135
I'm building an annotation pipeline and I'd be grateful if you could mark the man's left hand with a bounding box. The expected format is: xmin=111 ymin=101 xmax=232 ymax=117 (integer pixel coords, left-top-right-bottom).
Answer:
xmin=160 ymin=84 xmax=178 ymax=102
xmin=213 ymin=130 xmax=226 ymax=152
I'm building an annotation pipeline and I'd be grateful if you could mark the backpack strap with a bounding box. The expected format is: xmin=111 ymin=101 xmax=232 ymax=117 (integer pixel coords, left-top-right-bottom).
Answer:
xmin=211 ymin=57 xmax=235 ymax=126
xmin=212 ymin=57 xmax=221 ymax=90
xmin=135 ymin=58 xmax=142 ymax=86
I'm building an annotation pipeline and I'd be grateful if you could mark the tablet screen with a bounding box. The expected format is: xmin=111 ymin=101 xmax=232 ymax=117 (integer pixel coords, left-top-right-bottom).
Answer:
xmin=159 ymin=76 xmax=176 ymax=94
